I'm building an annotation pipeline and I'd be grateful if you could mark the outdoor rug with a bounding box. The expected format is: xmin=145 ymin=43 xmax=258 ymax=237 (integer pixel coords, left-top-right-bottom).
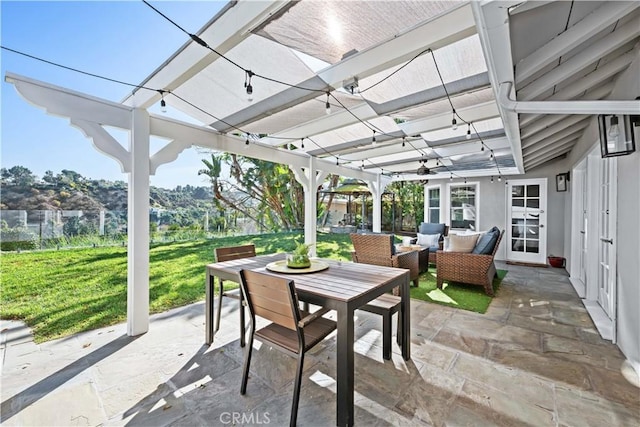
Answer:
xmin=409 ymin=269 xmax=507 ymax=314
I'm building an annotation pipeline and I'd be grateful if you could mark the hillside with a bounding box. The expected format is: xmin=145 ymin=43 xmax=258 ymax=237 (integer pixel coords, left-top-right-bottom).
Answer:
xmin=0 ymin=167 xmax=214 ymax=216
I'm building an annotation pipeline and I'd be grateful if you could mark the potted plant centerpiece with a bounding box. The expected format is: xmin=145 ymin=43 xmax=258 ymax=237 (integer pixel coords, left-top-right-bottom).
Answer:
xmin=287 ymin=241 xmax=313 ymax=268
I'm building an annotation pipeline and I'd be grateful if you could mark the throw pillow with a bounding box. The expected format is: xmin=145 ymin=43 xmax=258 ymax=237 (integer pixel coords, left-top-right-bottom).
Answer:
xmin=418 ymin=223 xmax=446 ymax=236
xmin=416 ymin=233 xmax=440 ymax=248
xmin=448 ymin=233 xmax=480 ymax=253
xmin=472 ymin=227 xmax=500 ymax=254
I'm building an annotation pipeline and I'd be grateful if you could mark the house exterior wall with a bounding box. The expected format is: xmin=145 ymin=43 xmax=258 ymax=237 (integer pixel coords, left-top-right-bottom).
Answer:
xmin=431 ymin=160 xmax=568 ymax=262
xmin=565 ymin=50 xmax=640 ymax=375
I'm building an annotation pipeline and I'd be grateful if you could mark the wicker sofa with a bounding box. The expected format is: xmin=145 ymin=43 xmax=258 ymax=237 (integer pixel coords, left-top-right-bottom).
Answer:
xmin=436 ymin=230 xmax=504 ymax=296
xmin=350 ymin=233 xmax=420 ymax=288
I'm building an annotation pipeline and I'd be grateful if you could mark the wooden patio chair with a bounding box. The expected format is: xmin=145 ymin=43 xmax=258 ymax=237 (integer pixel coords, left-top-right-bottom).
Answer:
xmin=239 ymin=269 xmax=336 ymax=427
xmin=436 ymin=230 xmax=504 ymax=296
xmin=214 ymin=244 xmax=256 ymax=347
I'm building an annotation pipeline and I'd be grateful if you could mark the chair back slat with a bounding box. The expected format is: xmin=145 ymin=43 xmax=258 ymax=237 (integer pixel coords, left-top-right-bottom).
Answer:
xmin=215 ymin=244 xmax=256 ymax=262
xmin=240 ymin=270 xmax=300 ymax=331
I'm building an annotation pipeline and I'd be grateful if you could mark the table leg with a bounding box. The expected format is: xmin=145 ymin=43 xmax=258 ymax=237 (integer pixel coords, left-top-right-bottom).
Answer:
xmin=336 ymin=305 xmax=354 ymax=427
xmin=205 ymin=272 xmax=214 ymax=345
xmin=401 ymin=273 xmax=411 ymax=360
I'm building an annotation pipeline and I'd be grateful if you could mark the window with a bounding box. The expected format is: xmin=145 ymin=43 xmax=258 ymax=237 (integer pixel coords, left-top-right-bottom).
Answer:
xmin=449 ymin=184 xmax=477 ymax=230
xmin=426 ymin=186 xmax=440 ymax=223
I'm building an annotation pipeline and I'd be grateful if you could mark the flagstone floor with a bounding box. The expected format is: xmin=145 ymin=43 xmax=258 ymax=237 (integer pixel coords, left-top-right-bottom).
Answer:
xmin=1 ymin=262 xmax=639 ymax=426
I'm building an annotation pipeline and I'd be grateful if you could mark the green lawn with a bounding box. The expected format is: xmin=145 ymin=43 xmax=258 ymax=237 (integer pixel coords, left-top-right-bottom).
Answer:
xmin=1 ymin=232 xmax=353 ymax=342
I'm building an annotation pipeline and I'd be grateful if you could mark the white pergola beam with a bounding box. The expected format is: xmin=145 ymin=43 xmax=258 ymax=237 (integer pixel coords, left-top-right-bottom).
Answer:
xmin=515 ymin=1 xmax=639 ymax=82
xmin=525 ymin=148 xmax=572 ymax=170
xmin=523 ymin=133 xmax=581 ymax=159
xmin=472 ymin=0 xmax=525 ymax=173
xmin=317 ymin=3 xmax=476 ymax=87
xmin=522 ymin=116 xmax=590 ymax=149
xmin=518 ymin=17 xmax=640 ymax=101
xmin=122 ymin=1 xmax=293 ymax=109
xmin=399 ymin=101 xmax=499 ymax=136
xmin=260 ymin=103 xmax=377 ymax=145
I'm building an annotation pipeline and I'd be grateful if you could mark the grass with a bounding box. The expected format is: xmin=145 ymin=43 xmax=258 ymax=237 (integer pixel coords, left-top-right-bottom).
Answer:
xmin=410 ymin=269 xmax=507 ymax=313
xmin=1 ymin=231 xmax=505 ymax=342
xmin=1 ymin=231 xmax=353 ymax=342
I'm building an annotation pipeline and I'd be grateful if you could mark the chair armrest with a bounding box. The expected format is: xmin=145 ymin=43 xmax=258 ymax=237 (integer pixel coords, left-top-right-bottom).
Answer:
xmin=392 ymin=250 xmax=419 ymax=279
xmin=298 ymin=307 xmax=331 ymax=328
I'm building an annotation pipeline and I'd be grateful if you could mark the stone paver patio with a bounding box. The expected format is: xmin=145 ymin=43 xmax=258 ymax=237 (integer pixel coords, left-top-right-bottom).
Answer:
xmin=1 ymin=262 xmax=639 ymax=426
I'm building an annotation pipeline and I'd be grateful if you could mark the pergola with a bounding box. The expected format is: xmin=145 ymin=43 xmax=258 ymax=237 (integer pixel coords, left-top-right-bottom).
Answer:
xmin=6 ymin=1 xmax=639 ymax=336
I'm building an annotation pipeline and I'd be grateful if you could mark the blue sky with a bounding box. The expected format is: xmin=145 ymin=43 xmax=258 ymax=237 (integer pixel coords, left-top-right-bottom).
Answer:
xmin=1 ymin=1 xmax=226 ymax=189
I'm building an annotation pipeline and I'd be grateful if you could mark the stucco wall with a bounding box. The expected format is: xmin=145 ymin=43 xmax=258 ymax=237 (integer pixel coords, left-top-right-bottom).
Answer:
xmin=430 ymin=160 xmax=569 ymax=262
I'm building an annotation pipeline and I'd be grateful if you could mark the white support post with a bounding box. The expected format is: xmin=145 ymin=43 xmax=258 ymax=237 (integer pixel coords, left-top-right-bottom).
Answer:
xmin=367 ymin=174 xmax=391 ymax=233
xmin=127 ymin=108 xmax=150 ymax=336
xmin=291 ymin=158 xmax=329 ymax=257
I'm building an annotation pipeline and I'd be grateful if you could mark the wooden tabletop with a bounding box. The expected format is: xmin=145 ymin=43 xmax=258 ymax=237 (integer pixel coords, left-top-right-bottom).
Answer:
xmin=206 ymin=254 xmax=409 ymax=304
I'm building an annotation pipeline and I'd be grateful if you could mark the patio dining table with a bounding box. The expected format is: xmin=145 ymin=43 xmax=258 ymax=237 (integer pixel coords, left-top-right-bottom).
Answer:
xmin=205 ymin=254 xmax=411 ymax=427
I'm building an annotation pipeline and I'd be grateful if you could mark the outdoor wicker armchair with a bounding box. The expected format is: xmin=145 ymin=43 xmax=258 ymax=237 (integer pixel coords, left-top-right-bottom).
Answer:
xmin=436 ymin=230 xmax=504 ymax=296
xmin=350 ymin=233 xmax=420 ymax=288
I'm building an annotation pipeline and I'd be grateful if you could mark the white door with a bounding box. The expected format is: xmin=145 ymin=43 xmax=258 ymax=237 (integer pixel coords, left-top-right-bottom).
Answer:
xmin=580 ymin=165 xmax=589 ymax=285
xmin=507 ymin=179 xmax=548 ymax=264
xmin=598 ymin=158 xmax=617 ymax=320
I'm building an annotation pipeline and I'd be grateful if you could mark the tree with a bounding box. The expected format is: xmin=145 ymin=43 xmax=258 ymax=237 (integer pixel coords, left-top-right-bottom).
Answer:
xmin=1 ymin=166 xmax=37 ymax=186
xmin=198 ymin=152 xmax=305 ymax=232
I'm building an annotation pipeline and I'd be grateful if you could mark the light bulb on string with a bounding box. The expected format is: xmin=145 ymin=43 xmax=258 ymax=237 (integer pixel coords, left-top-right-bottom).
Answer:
xmin=498 ymin=175 xmax=502 ymax=182
xmin=466 ymin=123 xmax=472 ymax=140
xmin=402 ymin=137 xmax=406 ymax=147
xmin=490 ymin=176 xmax=494 ymax=183
xmin=158 ymin=90 xmax=167 ymax=113
xmin=336 ymin=156 xmax=339 ymax=166
xmin=300 ymin=138 xmax=305 ymax=149
xmin=481 ymin=143 xmax=485 ymax=152
xmin=451 ymin=116 xmax=457 ymax=131
xmin=490 ymin=151 xmax=494 ymax=160
xmin=244 ymin=70 xmax=254 ymax=102
xmin=361 ymin=159 xmax=365 ymax=169
xmin=325 ymin=92 xmax=331 ymax=115
xmin=372 ymin=130 xmax=377 ymax=145
xmin=450 ymin=173 xmax=453 ymax=181
xmin=245 ymin=134 xmax=250 ymax=145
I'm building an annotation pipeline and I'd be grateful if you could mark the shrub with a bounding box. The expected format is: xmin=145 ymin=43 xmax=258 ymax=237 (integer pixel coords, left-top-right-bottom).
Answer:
xmin=0 ymin=227 xmax=38 ymax=251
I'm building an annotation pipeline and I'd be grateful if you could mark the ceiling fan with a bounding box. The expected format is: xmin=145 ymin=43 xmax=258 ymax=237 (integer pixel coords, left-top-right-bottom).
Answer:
xmin=416 ymin=158 xmax=438 ymax=176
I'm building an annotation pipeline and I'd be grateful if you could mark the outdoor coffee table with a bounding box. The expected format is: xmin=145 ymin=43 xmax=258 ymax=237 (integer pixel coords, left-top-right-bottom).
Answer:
xmin=206 ymin=255 xmax=410 ymax=427
xmin=397 ymin=244 xmax=429 ymax=273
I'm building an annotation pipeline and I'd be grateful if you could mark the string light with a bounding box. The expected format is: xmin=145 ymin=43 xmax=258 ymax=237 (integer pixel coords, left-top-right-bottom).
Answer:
xmin=450 ymin=173 xmax=453 ymax=181
xmin=481 ymin=143 xmax=485 ymax=152
xmin=490 ymin=151 xmax=494 ymax=160
xmin=245 ymin=134 xmax=250 ymax=145
xmin=464 ymin=177 xmax=467 ymax=184
xmin=244 ymin=70 xmax=254 ymax=101
xmin=325 ymin=92 xmax=331 ymax=115
xmin=361 ymin=159 xmax=365 ymax=169
xmin=466 ymin=123 xmax=471 ymax=140
xmin=158 ymin=90 xmax=167 ymax=113
xmin=402 ymin=137 xmax=406 ymax=147
xmin=451 ymin=110 xmax=457 ymax=131
xmin=336 ymin=156 xmax=339 ymax=166
xmin=372 ymin=130 xmax=377 ymax=145
xmin=498 ymin=175 xmax=502 ymax=182
xmin=490 ymin=176 xmax=494 ymax=183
